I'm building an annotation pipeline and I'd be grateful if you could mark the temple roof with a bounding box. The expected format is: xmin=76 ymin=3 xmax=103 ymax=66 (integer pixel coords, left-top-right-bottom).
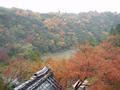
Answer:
xmin=14 ymin=66 xmax=62 ymax=90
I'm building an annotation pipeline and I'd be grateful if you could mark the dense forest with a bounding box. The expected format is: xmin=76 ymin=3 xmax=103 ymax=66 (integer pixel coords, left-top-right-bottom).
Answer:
xmin=0 ymin=7 xmax=120 ymax=90
xmin=0 ymin=7 xmax=120 ymax=60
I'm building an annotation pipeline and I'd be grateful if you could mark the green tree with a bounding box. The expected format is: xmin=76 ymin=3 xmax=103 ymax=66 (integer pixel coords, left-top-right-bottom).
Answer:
xmin=110 ymin=24 xmax=120 ymax=47
xmin=20 ymin=43 xmax=41 ymax=60
xmin=111 ymin=24 xmax=120 ymax=36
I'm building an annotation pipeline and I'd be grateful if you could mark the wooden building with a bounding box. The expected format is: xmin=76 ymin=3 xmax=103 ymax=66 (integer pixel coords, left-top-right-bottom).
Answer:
xmin=14 ymin=66 xmax=62 ymax=90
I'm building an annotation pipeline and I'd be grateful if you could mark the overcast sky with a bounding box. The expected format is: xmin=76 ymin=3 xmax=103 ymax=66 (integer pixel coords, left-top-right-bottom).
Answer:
xmin=0 ymin=0 xmax=119 ymax=13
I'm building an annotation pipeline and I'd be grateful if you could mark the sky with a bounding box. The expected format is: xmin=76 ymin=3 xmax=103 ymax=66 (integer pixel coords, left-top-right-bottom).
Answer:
xmin=0 ymin=0 xmax=119 ymax=13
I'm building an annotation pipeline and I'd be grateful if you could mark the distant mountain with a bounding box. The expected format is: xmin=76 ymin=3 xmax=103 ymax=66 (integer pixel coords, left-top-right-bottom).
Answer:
xmin=0 ymin=7 xmax=120 ymax=60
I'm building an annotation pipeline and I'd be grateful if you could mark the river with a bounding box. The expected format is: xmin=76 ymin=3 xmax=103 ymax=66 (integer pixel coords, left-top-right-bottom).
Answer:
xmin=41 ymin=49 xmax=77 ymax=60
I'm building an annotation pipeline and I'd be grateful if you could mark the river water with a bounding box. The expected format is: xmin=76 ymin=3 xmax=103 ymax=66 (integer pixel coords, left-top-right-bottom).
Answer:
xmin=41 ymin=49 xmax=77 ymax=60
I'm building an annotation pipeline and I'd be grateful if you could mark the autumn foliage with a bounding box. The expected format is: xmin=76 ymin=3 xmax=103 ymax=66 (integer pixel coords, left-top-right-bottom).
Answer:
xmin=2 ymin=36 xmax=120 ymax=90
xmin=67 ymin=42 xmax=120 ymax=90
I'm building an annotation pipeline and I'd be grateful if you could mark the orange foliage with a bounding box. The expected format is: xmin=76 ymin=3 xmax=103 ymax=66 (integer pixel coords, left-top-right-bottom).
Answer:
xmin=3 ymin=38 xmax=120 ymax=90
xmin=67 ymin=42 xmax=120 ymax=90
xmin=43 ymin=18 xmax=63 ymax=29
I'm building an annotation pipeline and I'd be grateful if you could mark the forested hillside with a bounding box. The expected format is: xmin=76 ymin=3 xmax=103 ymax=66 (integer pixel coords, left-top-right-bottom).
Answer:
xmin=0 ymin=7 xmax=120 ymax=61
xmin=2 ymin=24 xmax=120 ymax=90
xmin=0 ymin=7 xmax=120 ymax=90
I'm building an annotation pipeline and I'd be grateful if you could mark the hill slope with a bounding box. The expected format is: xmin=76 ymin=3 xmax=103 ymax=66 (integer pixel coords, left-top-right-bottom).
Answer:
xmin=0 ymin=7 xmax=120 ymax=60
